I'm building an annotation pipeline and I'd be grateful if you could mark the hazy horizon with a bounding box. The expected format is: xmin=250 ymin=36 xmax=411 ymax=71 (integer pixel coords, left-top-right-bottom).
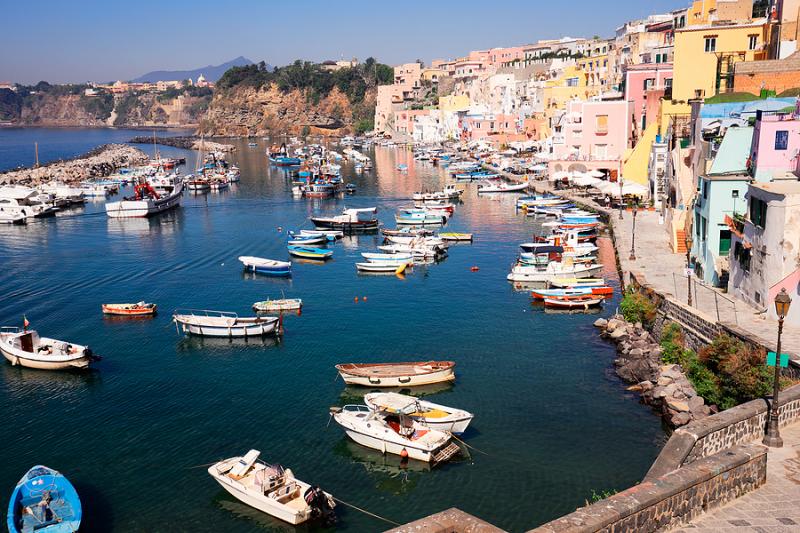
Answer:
xmin=2 ymin=0 xmax=683 ymax=85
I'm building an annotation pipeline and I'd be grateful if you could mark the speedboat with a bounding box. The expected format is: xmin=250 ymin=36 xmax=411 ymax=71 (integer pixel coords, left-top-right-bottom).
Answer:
xmin=101 ymin=302 xmax=157 ymax=316
xmin=0 ymin=211 xmax=26 ymax=225
xmin=0 ymin=186 xmax=59 ymax=218
xmin=364 ymin=392 xmax=474 ymax=435
xmin=287 ymin=245 xmax=333 ymax=260
xmin=0 ymin=327 xmax=95 ymax=370
xmin=239 ymin=256 xmax=292 ymax=277
xmin=208 ymin=450 xmax=335 ymax=525
xmin=172 ymin=310 xmax=280 ymax=338
xmin=506 ymin=260 xmax=603 ymax=284
xmin=331 ymin=405 xmax=461 ymax=464
xmin=477 ymin=181 xmax=529 ymax=193
xmin=7 ymin=465 xmax=81 ymax=532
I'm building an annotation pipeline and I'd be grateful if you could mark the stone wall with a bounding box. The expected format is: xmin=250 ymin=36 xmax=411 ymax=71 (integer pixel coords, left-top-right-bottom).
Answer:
xmin=385 ymin=507 xmax=506 ymax=533
xmin=528 ymin=443 xmax=767 ymax=533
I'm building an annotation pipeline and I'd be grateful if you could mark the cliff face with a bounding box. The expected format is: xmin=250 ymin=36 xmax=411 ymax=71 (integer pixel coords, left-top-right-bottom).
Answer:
xmin=201 ymin=84 xmax=370 ymax=136
xmin=19 ymin=94 xmax=110 ymax=127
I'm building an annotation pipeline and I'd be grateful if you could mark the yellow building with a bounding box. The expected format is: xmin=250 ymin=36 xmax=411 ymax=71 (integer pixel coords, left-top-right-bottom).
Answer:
xmin=422 ymin=68 xmax=448 ymax=83
xmin=687 ymin=0 xmax=754 ymax=26
xmin=543 ymin=64 xmax=601 ymax=119
xmin=438 ymin=94 xmax=470 ymax=112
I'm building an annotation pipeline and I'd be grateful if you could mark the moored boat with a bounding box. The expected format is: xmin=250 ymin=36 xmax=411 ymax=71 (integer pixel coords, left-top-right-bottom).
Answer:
xmin=335 ymin=361 xmax=455 ymax=387
xmin=253 ymin=298 xmax=303 ymax=312
xmin=363 ymin=392 xmax=474 ymax=435
xmin=311 ymin=207 xmax=379 ymax=233
xmin=439 ymin=232 xmax=473 ymax=241
xmin=548 ymin=277 xmax=606 ymax=288
xmin=0 ymin=326 xmax=95 ymax=370
xmin=239 ymin=256 xmax=292 ymax=277
xmin=287 ymin=245 xmax=333 ymax=260
xmin=173 ymin=310 xmax=280 ymax=337
xmin=7 ymin=465 xmax=81 ymax=533
xmin=101 ymin=302 xmax=157 ymax=316
xmin=543 ymin=295 xmax=603 ymax=310
xmin=106 ymin=176 xmax=183 ymax=218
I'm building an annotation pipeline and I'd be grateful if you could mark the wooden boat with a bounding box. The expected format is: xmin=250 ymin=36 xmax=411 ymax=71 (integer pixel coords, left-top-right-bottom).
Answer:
xmin=335 ymin=361 xmax=455 ymax=387
xmin=208 ymin=450 xmax=335 ymax=525
xmin=287 ymin=245 xmax=333 ymax=260
xmin=543 ymin=295 xmax=603 ymax=310
xmin=381 ymin=228 xmax=433 ymax=237
xmin=363 ymin=392 xmax=474 ymax=435
xmin=439 ymin=232 xmax=473 ymax=241
xmin=548 ymin=278 xmax=606 ymax=288
xmin=311 ymin=207 xmax=378 ymax=232
xmin=0 ymin=327 xmax=95 ymax=370
xmin=355 ymin=262 xmax=409 ymax=273
xmin=101 ymin=302 xmax=157 ymax=316
xmin=507 ymin=261 xmax=603 ymax=283
xmin=7 ymin=465 xmax=81 ymax=533
xmin=361 ymin=252 xmax=413 ymax=263
xmin=395 ymin=211 xmax=446 ymax=226
xmin=298 ymin=229 xmax=343 ymax=240
xmin=531 ymin=286 xmax=613 ymax=300
xmin=253 ymin=299 xmax=303 ymax=312
xmin=331 ymin=404 xmax=461 ymax=464
xmin=287 ymin=235 xmax=326 ymax=246
xmin=239 ymin=256 xmax=292 ymax=277
xmin=173 ymin=310 xmax=280 ymax=338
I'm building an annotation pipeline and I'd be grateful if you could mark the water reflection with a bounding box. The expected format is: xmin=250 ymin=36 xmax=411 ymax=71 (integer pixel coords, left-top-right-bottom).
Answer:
xmin=176 ymin=335 xmax=281 ymax=352
xmin=1 ymin=364 xmax=102 ymax=401
xmin=337 ymin=382 xmax=454 ymax=405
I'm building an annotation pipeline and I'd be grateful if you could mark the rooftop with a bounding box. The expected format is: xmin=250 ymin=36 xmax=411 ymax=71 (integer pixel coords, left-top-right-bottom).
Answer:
xmin=708 ymin=126 xmax=753 ymax=175
xmin=750 ymin=179 xmax=800 ymax=197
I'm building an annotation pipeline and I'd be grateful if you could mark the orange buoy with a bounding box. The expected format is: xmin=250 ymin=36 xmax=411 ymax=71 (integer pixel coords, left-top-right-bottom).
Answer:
xmin=354 ymin=297 xmax=359 ymax=303
xmin=400 ymin=448 xmax=409 ymax=459
xmin=362 ymin=296 xmax=367 ymax=302
xmin=470 ymin=266 xmax=480 ymax=272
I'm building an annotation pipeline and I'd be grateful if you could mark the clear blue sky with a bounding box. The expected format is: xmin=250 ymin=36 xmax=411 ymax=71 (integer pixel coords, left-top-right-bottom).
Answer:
xmin=2 ymin=0 xmax=685 ymax=84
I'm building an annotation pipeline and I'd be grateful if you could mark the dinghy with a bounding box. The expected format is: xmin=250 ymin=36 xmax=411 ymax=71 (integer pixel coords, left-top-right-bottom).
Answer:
xmin=439 ymin=232 xmax=473 ymax=242
xmin=252 ymin=299 xmax=303 ymax=312
xmin=355 ymin=262 xmax=408 ymax=273
xmin=173 ymin=310 xmax=280 ymax=337
xmin=548 ymin=278 xmax=606 ymax=288
xmin=287 ymin=245 xmax=333 ymax=260
xmin=543 ymin=295 xmax=603 ymax=310
xmin=208 ymin=450 xmax=335 ymax=525
xmin=239 ymin=256 xmax=292 ymax=277
xmin=364 ymin=392 xmax=474 ymax=434
xmin=335 ymin=361 xmax=455 ymax=387
xmin=7 ymin=465 xmax=81 ymax=533
xmin=101 ymin=302 xmax=157 ymax=316
xmin=0 ymin=327 xmax=95 ymax=370
xmin=287 ymin=235 xmax=326 ymax=246
xmin=299 ymin=229 xmax=343 ymax=240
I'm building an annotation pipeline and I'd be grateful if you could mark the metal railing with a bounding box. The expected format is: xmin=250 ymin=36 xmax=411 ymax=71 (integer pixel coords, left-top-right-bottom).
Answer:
xmin=671 ymin=273 xmax=738 ymax=325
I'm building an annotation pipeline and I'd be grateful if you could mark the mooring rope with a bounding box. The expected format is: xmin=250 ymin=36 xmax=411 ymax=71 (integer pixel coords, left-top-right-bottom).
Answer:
xmin=449 ymin=433 xmax=490 ymax=456
xmin=332 ymin=496 xmax=401 ymax=526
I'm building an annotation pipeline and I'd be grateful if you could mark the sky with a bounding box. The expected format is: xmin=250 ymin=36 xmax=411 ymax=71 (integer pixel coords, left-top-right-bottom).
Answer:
xmin=1 ymin=0 xmax=684 ymax=84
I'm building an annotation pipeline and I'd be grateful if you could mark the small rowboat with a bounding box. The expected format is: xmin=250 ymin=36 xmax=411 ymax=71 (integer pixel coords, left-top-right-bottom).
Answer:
xmin=287 ymin=245 xmax=333 ymax=260
xmin=439 ymin=232 xmax=473 ymax=241
xmin=239 ymin=256 xmax=292 ymax=277
xmin=531 ymin=286 xmax=613 ymax=300
xmin=544 ymin=295 xmax=603 ymax=309
xmin=253 ymin=299 xmax=303 ymax=312
xmin=335 ymin=361 xmax=455 ymax=387
xmin=7 ymin=465 xmax=82 ymax=533
xmin=299 ymin=229 xmax=343 ymax=240
xmin=355 ymin=262 xmax=407 ymax=273
xmin=173 ymin=309 xmax=280 ymax=337
xmin=548 ymin=278 xmax=606 ymax=288
xmin=101 ymin=302 xmax=157 ymax=316
xmin=287 ymin=235 xmax=327 ymax=246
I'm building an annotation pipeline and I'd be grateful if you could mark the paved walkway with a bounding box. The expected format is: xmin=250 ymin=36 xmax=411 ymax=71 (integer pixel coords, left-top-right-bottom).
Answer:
xmin=673 ymin=422 xmax=800 ymax=533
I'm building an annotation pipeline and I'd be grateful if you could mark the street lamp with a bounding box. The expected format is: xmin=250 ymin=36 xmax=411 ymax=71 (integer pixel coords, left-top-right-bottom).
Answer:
xmin=618 ymin=179 xmax=624 ymax=220
xmin=685 ymin=234 xmax=693 ymax=306
xmin=763 ymin=288 xmax=792 ymax=448
xmin=629 ymin=205 xmax=638 ymax=261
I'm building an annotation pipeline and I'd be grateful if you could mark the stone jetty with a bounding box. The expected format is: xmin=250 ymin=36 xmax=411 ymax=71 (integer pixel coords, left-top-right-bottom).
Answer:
xmin=595 ymin=315 xmax=713 ymax=428
xmin=0 ymin=144 xmax=148 ymax=186
xmin=128 ymin=135 xmax=235 ymax=153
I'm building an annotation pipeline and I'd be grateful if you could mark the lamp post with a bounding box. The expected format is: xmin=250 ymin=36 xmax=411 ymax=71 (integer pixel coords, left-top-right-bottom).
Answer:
xmin=685 ymin=235 xmax=693 ymax=307
xmin=763 ymin=288 xmax=792 ymax=448
xmin=629 ymin=205 xmax=638 ymax=261
xmin=618 ymin=179 xmax=624 ymax=220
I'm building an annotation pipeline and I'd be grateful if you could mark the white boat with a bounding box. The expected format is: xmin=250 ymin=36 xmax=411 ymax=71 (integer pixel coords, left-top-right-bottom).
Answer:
xmin=79 ymin=183 xmax=110 ymax=198
xmin=364 ymin=392 xmax=474 ymax=435
xmin=0 ymin=186 xmax=59 ymax=218
xmin=361 ymin=252 xmax=413 ymax=265
xmin=287 ymin=235 xmax=326 ymax=246
xmin=377 ymin=244 xmax=442 ymax=259
xmin=173 ymin=310 xmax=280 ymax=338
xmin=253 ymin=299 xmax=303 ymax=312
xmin=0 ymin=211 xmax=26 ymax=225
xmin=106 ymin=177 xmax=183 ymax=218
xmin=477 ymin=181 xmax=529 ymax=193
xmin=0 ymin=327 xmax=95 ymax=370
xmin=335 ymin=361 xmax=455 ymax=387
xmin=356 ymin=262 xmax=409 ymax=273
xmin=299 ymin=229 xmax=343 ymax=240
xmin=311 ymin=207 xmax=378 ymax=232
xmin=507 ymin=261 xmax=603 ymax=283
xmin=208 ymin=450 xmax=336 ymax=525
xmin=331 ymin=405 xmax=461 ymax=463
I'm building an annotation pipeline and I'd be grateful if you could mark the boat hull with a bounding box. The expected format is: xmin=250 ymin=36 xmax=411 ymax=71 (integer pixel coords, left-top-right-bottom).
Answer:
xmin=311 ymin=218 xmax=379 ymax=232
xmin=106 ymin=183 xmax=183 ymax=218
xmin=208 ymin=471 xmax=310 ymax=525
xmin=0 ymin=345 xmax=91 ymax=370
xmin=337 ymin=368 xmax=454 ymax=387
xmin=174 ymin=318 xmax=279 ymax=338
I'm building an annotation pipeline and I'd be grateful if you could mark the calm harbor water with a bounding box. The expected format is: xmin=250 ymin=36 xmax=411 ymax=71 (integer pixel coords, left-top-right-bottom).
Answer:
xmin=0 ymin=132 xmax=667 ymax=532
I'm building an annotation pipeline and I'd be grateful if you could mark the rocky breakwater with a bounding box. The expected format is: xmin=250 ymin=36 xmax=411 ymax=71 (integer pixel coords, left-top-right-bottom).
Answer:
xmin=595 ymin=316 xmax=713 ymax=428
xmin=128 ymin=135 xmax=235 ymax=152
xmin=0 ymin=144 xmax=148 ymax=186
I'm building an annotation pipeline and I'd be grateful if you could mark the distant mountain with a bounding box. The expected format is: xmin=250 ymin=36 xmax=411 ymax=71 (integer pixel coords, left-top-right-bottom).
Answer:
xmin=131 ymin=56 xmax=259 ymax=83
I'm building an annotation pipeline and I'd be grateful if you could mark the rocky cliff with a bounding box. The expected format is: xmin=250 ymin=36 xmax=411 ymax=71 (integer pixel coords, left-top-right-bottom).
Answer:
xmin=201 ymin=84 xmax=374 ymax=137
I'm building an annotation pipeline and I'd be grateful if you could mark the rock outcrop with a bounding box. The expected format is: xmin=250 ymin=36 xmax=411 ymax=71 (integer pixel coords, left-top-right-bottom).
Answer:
xmin=0 ymin=144 xmax=148 ymax=186
xmin=201 ymin=84 xmax=367 ymax=137
xmin=595 ymin=316 xmax=713 ymax=428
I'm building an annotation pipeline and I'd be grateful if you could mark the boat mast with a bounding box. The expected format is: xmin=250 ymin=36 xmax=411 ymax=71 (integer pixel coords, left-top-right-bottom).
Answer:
xmin=34 ymin=142 xmax=39 ymax=168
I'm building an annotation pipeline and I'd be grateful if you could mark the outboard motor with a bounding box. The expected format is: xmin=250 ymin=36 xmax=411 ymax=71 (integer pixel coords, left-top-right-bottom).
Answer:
xmin=304 ymin=485 xmax=336 ymax=526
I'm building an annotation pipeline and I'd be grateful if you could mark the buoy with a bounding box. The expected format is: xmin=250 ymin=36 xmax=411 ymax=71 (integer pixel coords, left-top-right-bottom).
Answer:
xmin=354 ymin=297 xmax=359 ymax=303
xmin=400 ymin=448 xmax=409 ymax=459
xmin=362 ymin=296 xmax=367 ymax=302
xmin=278 ymin=226 xmax=282 ymax=232
xmin=470 ymin=266 xmax=479 ymax=272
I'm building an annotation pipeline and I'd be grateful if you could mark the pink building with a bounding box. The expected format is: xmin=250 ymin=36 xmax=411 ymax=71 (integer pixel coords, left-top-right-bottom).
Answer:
xmin=749 ymin=106 xmax=800 ymax=182
xmin=623 ymin=63 xmax=673 ymax=132
xmin=487 ymin=46 xmax=525 ymax=68
xmin=460 ymin=113 xmax=518 ymax=141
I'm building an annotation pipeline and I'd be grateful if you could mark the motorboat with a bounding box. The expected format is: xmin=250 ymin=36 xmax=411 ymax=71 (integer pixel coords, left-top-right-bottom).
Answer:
xmin=331 ymin=404 xmax=461 ymax=464
xmin=363 ymin=392 xmax=474 ymax=435
xmin=0 ymin=327 xmax=95 ymax=370
xmin=335 ymin=361 xmax=455 ymax=387
xmin=287 ymin=245 xmax=333 ymax=260
xmin=106 ymin=176 xmax=182 ymax=218
xmin=506 ymin=260 xmax=603 ymax=283
xmin=530 ymin=287 xmax=613 ymax=300
xmin=239 ymin=256 xmax=292 ymax=277
xmin=101 ymin=302 xmax=157 ymax=316
xmin=477 ymin=181 xmax=529 ymax=193
xmin=311 ymin=207 xmax=379 ymax=232
xmin=0 ymin=211 xmax=26 ymax=225
xmin=7 ymin=465 xmax=81 ymax=533
xmin=361 ymin=252 xmax=413 ymax=265
xmin=0 ymin=186 xmax=59 ymax=218
xmin=287 ymin=235 xmax=327 ymax=246
xmin=172 ymin=310 xmax=281 ymax=337
xmin=395 ymin=210 xmax=446 ymax=226
xmin=381 ymin=228 xmax=434 ymax=238
xmin=253 ymin=299 xmax=303 ymax=312
xmin=299 ymin=229 xmax=343 ymax=240
xmin=186 ymin=176 xmax=211 ymax=192
xmin=208 ymin=450 xmax=335 ymax=525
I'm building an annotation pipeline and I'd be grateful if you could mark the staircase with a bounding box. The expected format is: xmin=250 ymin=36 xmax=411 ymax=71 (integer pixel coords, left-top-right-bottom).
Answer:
xmin=674 ymin=229 xmax=687 ymax=254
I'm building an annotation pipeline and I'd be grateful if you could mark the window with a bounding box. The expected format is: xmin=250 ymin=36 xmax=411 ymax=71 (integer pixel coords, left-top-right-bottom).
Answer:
xmin=775 ymin=130 xmax=789 ymax=150
xmin=593 ymin=144 xmax=608 ymax=159
xmin=665 ymin=78 xmax=673 ymax=89
xmin=750 ymin=197 xmax=768 ymax=228
xmin=566 ymin=77 xmax=579 ymax=87
xmin=704 ymin=37 xmax=717 ymax=53
xmin=734 ymin=241 xmax=751 ymax=272
xmin=595 ymin=115 xmax=608 ymax=135
xmin=644 ymin=78 xmax=655 ymax=90
xmin=719 ymin=230 xmax=732 ymax=255
xmin=749 ymin=35 xmax=758 ymax=51
xmin=702 ymin=179 xmax=709 ymax=199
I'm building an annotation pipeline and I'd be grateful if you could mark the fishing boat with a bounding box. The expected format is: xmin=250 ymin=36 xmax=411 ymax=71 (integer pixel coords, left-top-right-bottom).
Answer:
xmin=101 ymin=302 xmax=157 ymax=316
xmin=287 ymin=245 xmax=333 ymax=260
xmin=239 ymin=256 xmax=292 ymax=277
xmin=331 ymin=404 xmax=461 ymax=464
xmin=530 ymin=286 xmax=613 ymax=300
xmin=335 ymin=361 xmax=455 ymax=387
xmin=413 ymin=201 xmax=455 ymax=215
xmin=311 ymin=207 xmax=379 ymax=232
xmin=439 ymin=232 xmax=473 ymax=242
xmin=252 ymin=299 xmax=303 ymax=312
xmin=543 ymin=295 xmax=604 ymax=310
xmin=185 ymin=176 xmax=211 ymax=192
xmin=208 ymin=450 xmax=335 ymax=525
xmin=356 ymin=262 xmax=409 ymax=273
xmin=548 ymin=278 xmax=606 ymax=288
xmin=299 ymin=229 xmax=343 ymax=240
xmin=477 ymin=181 xmax=529 ymax=193
xmin=0 ymin=326 xmax=95 ymax=370
xmin=106 ymin=176 xmax=183 ymax=218
xmin=173 ymin=310 xmax=281 ymax=338
xmin=363 ymin=392 xmax=474 ymax=435
xmin=7 ymin=465 xmax=81 ymax=533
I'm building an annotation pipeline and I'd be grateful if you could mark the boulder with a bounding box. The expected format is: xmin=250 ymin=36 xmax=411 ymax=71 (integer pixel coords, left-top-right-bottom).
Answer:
xmin=607 ymin=318 xmax=624 ymax=332
xmin=666 ymin=399 xmax=690 ymax=412
xmin=609 ymin=328 xmax=628 ymax=341
xmin=594 ymin=318 xmax=608 ymax=329
xmin=688 ymin=396 xmax=705 ymax=411
xmin=628 ymin=348 xmax=644 ymax=358
xmin=653 ymin=386 xmax=667 ymax=399
xmin=638 ymin=380 xmax=654 ymax=392
xmin=670 ymin=412 xmax=691 ymax=426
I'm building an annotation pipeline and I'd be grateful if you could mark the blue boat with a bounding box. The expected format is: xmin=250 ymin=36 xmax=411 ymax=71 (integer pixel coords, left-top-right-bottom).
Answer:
xmin=270 ymin=156 xmax=302 ymax=166
xmin=287 ymin=245 xmax=333 ymax=260
xmin=238 ymin=256 xmax=292 ymax=277
xmin=561 ymin=215 xmax=601 ymax=224
xmin=7 ymin=465 xmax=81 ymax=533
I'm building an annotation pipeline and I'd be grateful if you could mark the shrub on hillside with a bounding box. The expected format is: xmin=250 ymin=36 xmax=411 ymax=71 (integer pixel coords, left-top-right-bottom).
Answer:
xmin=619 ymin=289 xmax=656 ymax=324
